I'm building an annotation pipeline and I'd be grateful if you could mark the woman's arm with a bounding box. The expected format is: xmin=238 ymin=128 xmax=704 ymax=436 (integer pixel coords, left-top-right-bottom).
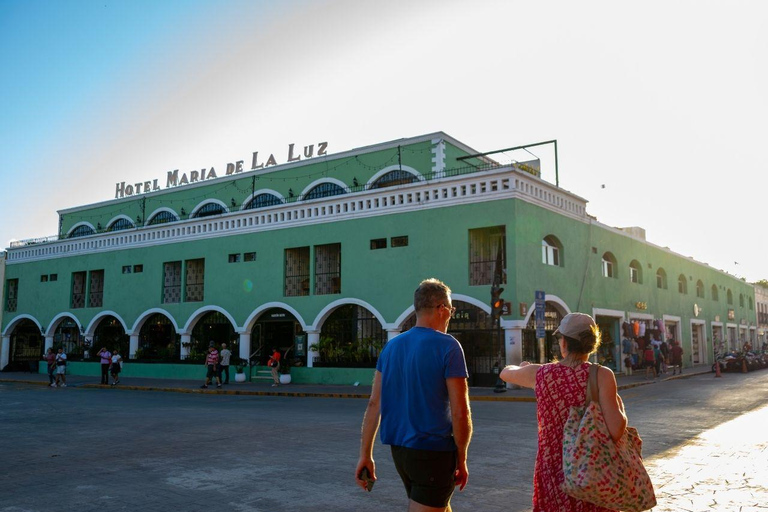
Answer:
xmin=499 ymin=362 xmax=540 ymax=389
xmin=597 ymin=366 xmax=627 ymax=442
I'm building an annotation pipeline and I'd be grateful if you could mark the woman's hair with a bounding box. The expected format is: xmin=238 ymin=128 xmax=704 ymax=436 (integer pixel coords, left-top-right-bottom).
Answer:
xmin=561 ymin=324 xmax=602 ymax=356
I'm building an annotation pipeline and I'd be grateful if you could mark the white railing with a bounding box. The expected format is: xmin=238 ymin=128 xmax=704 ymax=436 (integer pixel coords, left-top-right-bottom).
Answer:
xmin=6 ymin=166 xmax=587 ymax=263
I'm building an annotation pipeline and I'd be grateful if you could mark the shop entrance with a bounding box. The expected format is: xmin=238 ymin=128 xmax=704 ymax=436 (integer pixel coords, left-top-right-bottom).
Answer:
xmin=252 ymin=308 xmax=303 ymax=366
xmin=93 ymin=316 xmax=129 ymax=360
xmin=5 ymin=320 xmax=43 ymax=372
xmin=595 ymin=316 xmax=620 ymax=371
xmin=691 ymin=323 xmax=705 ymax=364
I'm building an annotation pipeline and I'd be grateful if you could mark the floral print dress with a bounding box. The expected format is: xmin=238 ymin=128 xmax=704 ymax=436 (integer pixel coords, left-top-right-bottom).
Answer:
xmin=532 ymin=362 xmax=615 ymax=512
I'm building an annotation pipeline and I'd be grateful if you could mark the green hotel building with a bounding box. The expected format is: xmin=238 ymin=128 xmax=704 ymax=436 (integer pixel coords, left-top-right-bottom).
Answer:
xmin=1 ymin=132 xmax=757 ymax=386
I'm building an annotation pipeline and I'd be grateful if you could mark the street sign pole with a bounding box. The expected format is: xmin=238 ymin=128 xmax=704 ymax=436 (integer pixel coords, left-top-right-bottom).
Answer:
xmin=535 ymin=290 xmax=546 ymax=364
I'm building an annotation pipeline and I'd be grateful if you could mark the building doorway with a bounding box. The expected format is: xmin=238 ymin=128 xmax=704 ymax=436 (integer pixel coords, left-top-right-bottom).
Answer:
xmin=92 ymin=316 xmax=129 ymax=360
xmin=189 ymin=311 xmax=237 ymax=362
xmin=6 ymin=319 xmax=43 ymax=372
xmin=595 ymin=316 xmax=620 ymax=371
xmin=691 ymin=323 xmax=705 ymax=364
xmin=522 ymin=303 xmax=565 ymax=365
xmin=252 ymin=308 xmax=304 ymax=366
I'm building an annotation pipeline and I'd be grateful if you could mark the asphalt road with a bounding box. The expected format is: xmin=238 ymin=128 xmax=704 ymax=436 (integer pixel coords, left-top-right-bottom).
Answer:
xmin=0 ymin=370 xmax=766 ymax=512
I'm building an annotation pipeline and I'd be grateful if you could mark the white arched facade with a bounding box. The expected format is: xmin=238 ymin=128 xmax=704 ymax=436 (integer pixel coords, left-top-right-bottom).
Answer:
xmin=299 ymin=178 xmax=348 ymax=199
xmin=242 ymin=302 xmax=309 ymax=332
xmin=310 ymin=298 xmax=387 ymax=331
xmin=366 ymin=165 xmax=423 ymax=188
xmin=2 ymin=314 xmax=43 ymax=336
xmin=189 ymin=198 xmax=229 ymax=218
xmin=239 ymin=189 xmax=285 ymax=211
xmin=130 ymin=308 xmax=181 ymax=334
xmin=181 ymin=305 xmax=239 ymax=335
xmin=46 ymin=312 xmax=83 ymax=336
xmin=105 ymin=214 xmax=136 ymax=231
xmin=521 ymin=293 xmax=571 ymax=326
xmin=84 ymin=311 xmax=130 ymax=337
xmin=66 ymin=221 xmax=96 ymax=237
xmin=145 ymin=207 xmax=180 ymax=226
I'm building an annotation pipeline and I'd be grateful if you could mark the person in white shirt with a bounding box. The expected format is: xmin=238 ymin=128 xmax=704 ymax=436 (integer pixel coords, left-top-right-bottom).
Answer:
xmin=55 ymin=348 xmax=67 ymax=387
xmin=219 ymin=343 xmax=232 ymax=385
xmin=110 ymin=349 xmax=123 ymax=386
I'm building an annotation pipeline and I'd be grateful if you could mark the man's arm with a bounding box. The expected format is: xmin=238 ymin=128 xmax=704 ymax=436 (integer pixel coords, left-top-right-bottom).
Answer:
xmin=446 ymin=376 xmax=472 ymax=491
xmin=355 ymin=370 xmax=382 ymax=491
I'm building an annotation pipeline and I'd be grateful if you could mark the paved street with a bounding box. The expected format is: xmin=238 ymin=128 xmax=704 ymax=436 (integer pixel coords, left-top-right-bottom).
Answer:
xmin=0 ymin=370 xmax=766 ymax=511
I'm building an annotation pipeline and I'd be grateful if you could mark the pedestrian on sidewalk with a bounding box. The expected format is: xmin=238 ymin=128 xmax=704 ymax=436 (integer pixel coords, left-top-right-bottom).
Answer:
xmin=500 ymin=312 xmax=627 ymax=512
xmin=643 ymin=344 xmax=656 ymax=380
xmin=653 ymin=343 xmax=663 ymax=378
xmin=55 ymin=348 xmax=67 ymax=387
xmin=631 ymin=338 xmax=639 ymax=370
xmin=356 ymin=278 xmax=472 ymax=511
xmin=219 ymin=343 xmax=232 ymax=385
xmin=269 ymin=347 xmax=281 ymax=387
xmin=621 ymin=336 xmax=633 ymax=376
xmin=45 ymin=348 xmax=56 ymax=386
xmin=97 ymin=347 xmax=112 ymax=385
xmin=110 ymin=349 xmax=123 ymax=385
xmin=669 ymin=340 xmax=683 ymax=375
xmin=201 ymin=342 xmax=222 ymax=389
xmin=659 ymin=339 xmax=669 ymax=374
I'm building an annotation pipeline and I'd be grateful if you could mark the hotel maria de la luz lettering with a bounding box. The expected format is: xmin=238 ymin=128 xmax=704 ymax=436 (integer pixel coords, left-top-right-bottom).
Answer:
xmin=0 ymin=132 xmax=758 ymax=386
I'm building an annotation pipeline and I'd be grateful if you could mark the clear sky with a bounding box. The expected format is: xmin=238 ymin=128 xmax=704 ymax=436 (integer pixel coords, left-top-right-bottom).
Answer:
xmin=1 ymin=0 xmax=766 ymax=283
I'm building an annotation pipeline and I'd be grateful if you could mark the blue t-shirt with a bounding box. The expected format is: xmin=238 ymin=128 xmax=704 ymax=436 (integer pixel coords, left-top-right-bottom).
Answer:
xmin=376 ymin=326 xmax=468 ymax=451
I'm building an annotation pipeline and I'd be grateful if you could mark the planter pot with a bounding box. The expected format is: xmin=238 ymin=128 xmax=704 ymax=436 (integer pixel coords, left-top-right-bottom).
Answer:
xmin=279 ymin=374 xmax=292 ymax=385
xmin=235 ymin=372 xmax=246 ymax=383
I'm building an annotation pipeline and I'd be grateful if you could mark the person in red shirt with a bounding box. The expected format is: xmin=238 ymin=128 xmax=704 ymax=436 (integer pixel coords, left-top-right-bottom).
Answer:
xmin=268 ymin=348 xmax=281 ymax=387
xmin=669 ymin=340 xmax=684 ymax=375
xmin=201 ymin=342 xmax=222 ymax=389
xmin=45 ymin=348 xmax=56 ymax=387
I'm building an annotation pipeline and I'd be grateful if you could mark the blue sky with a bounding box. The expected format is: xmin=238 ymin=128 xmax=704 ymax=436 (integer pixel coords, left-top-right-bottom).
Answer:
xmin=1 ymin=0 xmax=767 ymax=283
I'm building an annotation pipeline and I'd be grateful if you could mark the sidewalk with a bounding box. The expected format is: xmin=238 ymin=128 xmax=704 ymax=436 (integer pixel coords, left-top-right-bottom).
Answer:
xmin=0 ymin=363 xmax=713 ymax=401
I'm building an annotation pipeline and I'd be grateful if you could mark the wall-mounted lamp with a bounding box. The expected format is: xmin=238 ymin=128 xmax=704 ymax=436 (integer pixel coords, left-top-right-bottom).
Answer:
xmin=231 ymin=198 xmax=237 ymax=207
xmin=136 ymin=216 xmax=142 ymax=224
xmin=353 ymin=177 xmax=359 ymax=187
xmin=181 ymin=208 xmax=186 ymax=216
xmin=97 ymin=223 xmax=102 ymax=230
xmin=288 ymin=189 xmax=294 ymax=198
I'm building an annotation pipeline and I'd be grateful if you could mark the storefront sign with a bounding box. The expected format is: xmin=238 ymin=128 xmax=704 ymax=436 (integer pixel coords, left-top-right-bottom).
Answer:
xmin=114 ymin=141 xmax=329 ymax=198
xmin=728 ymin=309 xmax=735 ymax=320
xmin=451 ymin=309 xmax=476 ymax=323
xmin=635 ymin=301 xmax=648 ymax=310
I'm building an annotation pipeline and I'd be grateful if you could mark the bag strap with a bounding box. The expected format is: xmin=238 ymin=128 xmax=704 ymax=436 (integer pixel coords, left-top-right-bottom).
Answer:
xmin=584 ymin=363 xmax=600 ymax=406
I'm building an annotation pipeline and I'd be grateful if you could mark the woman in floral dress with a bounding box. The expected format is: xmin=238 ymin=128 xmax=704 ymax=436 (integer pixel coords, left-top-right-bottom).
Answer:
xmin=501 ymin=313 xmax=627 ymax=511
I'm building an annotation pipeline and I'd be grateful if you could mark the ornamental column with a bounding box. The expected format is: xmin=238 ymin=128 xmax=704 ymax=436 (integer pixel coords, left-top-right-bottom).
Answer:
xmin=386 ymin=329 xmax=401 ymax=341
xmin=238 ymin=332 xmax=251 ymax=361
xmin=180 ymin=334 xmax=191 ymax=359
xmin=129 ymin=334 xmax=139 ymax=359
xmin=305 ymin=330 xmax=320 ymax=368
xmin=44 ymin=335 xmax=54 ymax=353
xmin=0 ymin=335 xmax=10 ymax=371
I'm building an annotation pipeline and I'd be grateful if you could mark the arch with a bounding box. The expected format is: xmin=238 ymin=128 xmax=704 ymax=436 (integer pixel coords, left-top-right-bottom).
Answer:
xmin=711 ymin=284 xmax=719 ymax=301
xmin=678 ymin=274 xmax=688 ymax=294
xmin=601 ymin=252 xmax=617 ymax=278
xmin=629 ymin=259 xmax=643 ymax=284
xmin=696 ymin=280 xmax=705 ymax=298
xmin=656 ymin=267 xmax=668 ymax=289
xmin=146 ymin=207 xmax=180 ymax=226
xmin=182 ymin=305 xmax=238 ymax=334
xmin=522 ymin=294 xmax=571 ymax=326
xmin=299 ymin=178 xmax=348 ymax=201
xmin=46 ymin=313 xmax=83 ymax=336
xmin=106 ymin=215 xmax=136 ymax=232
xmin=131 ymin=308 xmax=181 ymax=334
xmin=242 ymin=302 xmax=308 ymax=332
xmin=67 ymin=222 xmax=96 ymax=238
xmin=2 ymin=314 xmax=44 ymax=336
xmin=311 ymin=298 xmax=386 ymax=331
xmin=190 ymin=199 xmax=229 ymax=219
xmin=241 ymin=189 xmax=285 ymax=211
xmin=84 ymin=311 xmax=130 ymax=337
xmin=739 ymin=293 xmax=745 ymax=308
xmin=727 ymin=288 xmax=733 ymax=305
xmin=366 ymin=165 xmax=422 ymax=189
xmin=542 ymin=235 xmax=563 ymax=266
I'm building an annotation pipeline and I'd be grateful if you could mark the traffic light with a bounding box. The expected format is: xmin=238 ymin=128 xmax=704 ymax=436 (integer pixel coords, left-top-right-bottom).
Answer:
xmin=491 ymin=283 xmax=504 ymax=320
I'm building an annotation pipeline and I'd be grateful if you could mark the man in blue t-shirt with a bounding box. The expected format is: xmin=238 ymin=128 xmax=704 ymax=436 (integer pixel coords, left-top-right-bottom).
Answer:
xmin=356 ymin=278 xmax=472 ymax=511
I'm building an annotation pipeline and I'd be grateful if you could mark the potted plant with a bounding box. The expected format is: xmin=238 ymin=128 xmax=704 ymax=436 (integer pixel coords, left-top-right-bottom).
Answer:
xmin=234 ymin=359 xmax=248 ymax=383
xmin=279 ymin=358 xmax=292 ymax=385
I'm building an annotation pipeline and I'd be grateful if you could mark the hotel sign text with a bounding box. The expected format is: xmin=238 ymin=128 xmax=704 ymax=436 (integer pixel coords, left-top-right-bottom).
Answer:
xmin=115 ymin=141 xmax=328 ymax=199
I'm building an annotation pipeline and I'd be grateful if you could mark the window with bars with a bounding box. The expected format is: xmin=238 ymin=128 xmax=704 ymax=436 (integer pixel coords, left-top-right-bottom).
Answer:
xmin=679 ymin=275 xmax=688 ymax=294
xmin=391 ymin=236 xmax=409 ymax=248
xmin=370 ymin=170 xmax=418 ymax=189
xmin=69 ymin=225 xmax=95 ymax=238
xmin=108 ymin=218 xmax=134 ymax=231
xmin=315 ymin=243 xmax=341 ymax=295
xmin=88 ymin=270 xmax=104 ymax=307
xmin=469 ymin=226 xmax=506 ymax=286
xmin=696 ymin=280 xmax=705 ymax=298
xmin=285 ymin=247 xmax=310 ymax=297
xmin=370 ymin=238 xmax=386 ymax=250
xmin=193 ymin=203 xmax=227 ymax=218
xmin=71 ymin=271 xmax=86 ymax=308
xmin=5 ymin=279 xmax=18 ymax=312
xmin=185 ymin=259 xmax=205 ymax=302
xmin=148 ymin=211 xmax=178 ymax=225
xmin=712 ymin=285 xmax=719 ymax=301
xmin=245 ymin=193 xmax=282 ymax=209
xmin=656 ymin=268 xmax=667 ymax=289
xmin=303 ymin=182 xmax=345 ymax=200
xmin=629 ymin=260 xmax=642 ymax=284
xmin=163 ymin=261 xmax=182 ymax=304
xmin=244 ymin=252 xmax=256 ymax=262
